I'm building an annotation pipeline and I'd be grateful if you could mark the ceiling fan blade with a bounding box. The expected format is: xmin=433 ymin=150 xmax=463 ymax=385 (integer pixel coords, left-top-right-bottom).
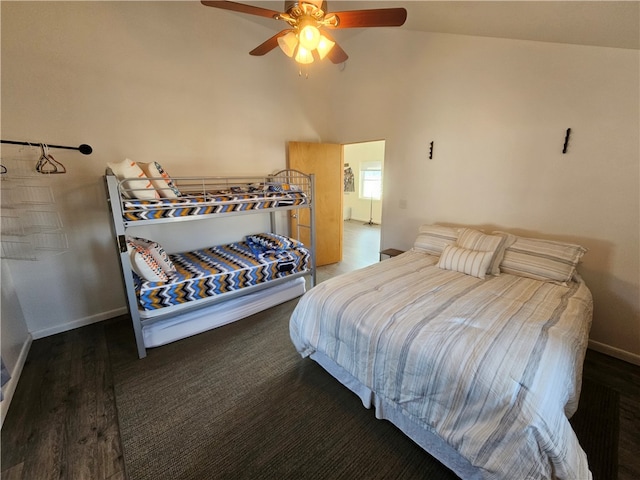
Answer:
xmin=249 ymin=29 xmax=293 ymax=56
xmin=327 ymin=42 xmax=348 ymax=64
xmin=200 ymin=1 xmax=280 ymax=19
xmin=329 ymin=8 xmax=407 ymax=29
xmin=320 ymin=31 xmax=348 ymax=64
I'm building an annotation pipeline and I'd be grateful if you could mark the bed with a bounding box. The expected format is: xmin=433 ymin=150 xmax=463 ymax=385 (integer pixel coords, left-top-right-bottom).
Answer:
xmin=120 ymin=185 xmax=309 ymax=223
xmin=290 ymin=225 xmax=593 ymax=480
xmin=132 ymin=233 xmax=311 ymax=348
xmin=105 ymin=159 xmax=312 ymax=227
xmin=105 ymin=159 xmax=316 ymax=358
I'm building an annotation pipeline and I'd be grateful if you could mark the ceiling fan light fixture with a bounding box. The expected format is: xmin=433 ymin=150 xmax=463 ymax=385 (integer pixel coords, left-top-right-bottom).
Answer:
xmin=295 ymin=45 xmax=314 ymax=64
xmin=316 ymin=34 xmax=335 ymax=60
xmin=277 ymin=31 xmax=298 ymax=57
xmin=298 ymin=17 xmax=321 ymax=51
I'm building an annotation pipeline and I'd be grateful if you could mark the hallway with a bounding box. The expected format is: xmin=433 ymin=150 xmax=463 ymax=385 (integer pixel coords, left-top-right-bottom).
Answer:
xmin=317 ymin=220 xmax=380 ymax=282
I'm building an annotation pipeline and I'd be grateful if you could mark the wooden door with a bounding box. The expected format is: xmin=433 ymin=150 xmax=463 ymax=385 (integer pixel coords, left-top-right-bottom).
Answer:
xmin=288 ymin=141 xmax=343 ymax=266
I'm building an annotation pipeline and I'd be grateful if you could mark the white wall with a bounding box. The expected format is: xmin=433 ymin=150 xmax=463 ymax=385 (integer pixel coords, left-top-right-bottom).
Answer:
xmin=2 ymin=3 xmax=639 ymax=364
xmin=1 ymin=262 xmax=31 ymax=426
xmin=343 ymin=140 xmax=385 ymax=224
xmin=329 ymin=29 xmax=640 ymax=362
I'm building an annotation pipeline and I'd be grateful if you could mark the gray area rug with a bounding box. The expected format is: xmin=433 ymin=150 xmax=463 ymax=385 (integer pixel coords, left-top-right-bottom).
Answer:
xmin=107 ymin=299 xmax=618 ymax=480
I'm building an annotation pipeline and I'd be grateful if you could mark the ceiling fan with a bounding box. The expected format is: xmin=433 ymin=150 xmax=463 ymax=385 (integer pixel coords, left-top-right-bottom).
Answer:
xmin=201 ymin=1 xmax=407 ymax=65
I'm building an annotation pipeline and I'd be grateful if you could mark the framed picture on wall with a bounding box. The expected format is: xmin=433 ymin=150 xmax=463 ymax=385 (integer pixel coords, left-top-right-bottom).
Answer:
xmin=344 ymin=165 xmax=355 ymax=192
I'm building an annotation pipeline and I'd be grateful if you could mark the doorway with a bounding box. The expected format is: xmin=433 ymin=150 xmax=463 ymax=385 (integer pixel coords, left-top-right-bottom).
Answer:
xmin=342 ymin=140 xmax=384 ymax=262
xmin=287 ymin=139 xmax=384 ymax=269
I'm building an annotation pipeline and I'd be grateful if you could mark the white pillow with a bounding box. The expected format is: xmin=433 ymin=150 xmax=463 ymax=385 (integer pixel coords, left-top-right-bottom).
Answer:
xmin=499 ymin=236 xmax=586 ymax=284
xmin=128 ymin=236 xmax=176 ymax=274
xmin=456 ymin=228 xmax=510 ymax=276
xmin=126 ymin=238 xmax=169 ymax=283
xmin=107 ymin=158 xmax=158 ymax=200
xmin=438 ymin=245 xmax=494 ymax=279
xmin=138 ymin=162 xmax=181 ymax=199
xmin=413 ymin=225 xmax=459 ymax=256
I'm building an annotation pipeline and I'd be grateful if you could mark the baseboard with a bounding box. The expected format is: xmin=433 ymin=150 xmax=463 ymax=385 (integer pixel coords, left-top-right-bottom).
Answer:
xmin=30 ymin=307 xmax=128 ymax=340
xmin=588 ymin=339 xmax=640 ymax=366
xmin=1 ymin=333 xmax=32 ymax=428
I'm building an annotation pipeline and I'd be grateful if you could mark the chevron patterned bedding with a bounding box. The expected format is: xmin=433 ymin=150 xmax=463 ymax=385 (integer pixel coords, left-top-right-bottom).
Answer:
xmin=122 ymin=191 xmax=308 ymax=222
xmin=134 ymin=240 xmax=310 ymax=311
xmin=290 ymin=250 xmax=593 ymax=480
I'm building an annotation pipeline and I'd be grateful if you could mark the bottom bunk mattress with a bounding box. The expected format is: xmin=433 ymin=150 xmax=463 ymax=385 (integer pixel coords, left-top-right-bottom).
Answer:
xmin=142 ymin=277 xmax=306 ymax=348
xmin=290 ymin=250 xmax=593 ymax=480
xmin=133 ymin=236 xmax=311 ymax=314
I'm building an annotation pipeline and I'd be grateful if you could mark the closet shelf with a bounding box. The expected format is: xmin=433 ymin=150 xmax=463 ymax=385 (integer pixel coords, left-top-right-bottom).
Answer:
xmin=0 ymin=153 xmax=67 ymax=260
xmin=1 ymin=232 xmax=68 ymax=260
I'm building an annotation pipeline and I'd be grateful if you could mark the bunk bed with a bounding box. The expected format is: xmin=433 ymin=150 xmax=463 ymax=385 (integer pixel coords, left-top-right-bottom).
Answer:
xmin=290 ymin=225 xmax=593 ymax=479
xmin=105 ymin=163 xmax=315 ymax=358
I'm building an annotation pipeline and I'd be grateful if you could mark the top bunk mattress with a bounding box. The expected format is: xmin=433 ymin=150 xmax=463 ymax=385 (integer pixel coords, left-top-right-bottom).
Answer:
xmin=105 ymin=167 xmax=312 ymax=224
xmin=122 ymin=189 xmax=308 ymax=222
xmin=134 ymin=239 xmax=311 ymax=314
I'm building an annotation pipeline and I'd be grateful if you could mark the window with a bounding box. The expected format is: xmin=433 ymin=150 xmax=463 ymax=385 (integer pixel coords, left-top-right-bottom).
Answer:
xmin=359 ymin=161 xmax=382 ymax=200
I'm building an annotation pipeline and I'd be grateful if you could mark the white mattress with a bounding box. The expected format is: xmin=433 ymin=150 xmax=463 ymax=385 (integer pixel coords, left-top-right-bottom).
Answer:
xmin=143 ymin=277 xmax=305 ymax=348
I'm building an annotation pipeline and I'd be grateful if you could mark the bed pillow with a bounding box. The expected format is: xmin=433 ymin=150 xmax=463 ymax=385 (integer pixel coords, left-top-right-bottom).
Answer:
xmin=138 ymin=161 xmax=181 ymax=199
xmin=128 ymin=236 xmax=176 ymax=274
xmin=107 ymin=158 xmax=158 ymax=200
xmin=268 ymin=183 xmax=300 ymax=192
xmin=456 ymin=228 xmax=511 ymax=276
xmin=498 ymin=235 xmax=586 ymax=283
xmin=413 ymin=225 xmax=459 ymax=256
xmin=126 ymin=238 xmax=169 ymax=283
xmin=246 ymin=233 xmax=302 ymax=251
xmin=438 ymin=245 xmax=494 ymax=279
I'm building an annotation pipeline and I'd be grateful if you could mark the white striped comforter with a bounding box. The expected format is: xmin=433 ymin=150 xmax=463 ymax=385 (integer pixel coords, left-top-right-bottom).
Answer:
xmin=290 ymin=250 xmax=593 ymax=480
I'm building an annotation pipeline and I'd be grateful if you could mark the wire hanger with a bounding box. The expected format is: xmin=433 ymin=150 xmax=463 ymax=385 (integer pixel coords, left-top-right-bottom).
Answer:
xmin=36 ymin=143 xmax=67 ymax=174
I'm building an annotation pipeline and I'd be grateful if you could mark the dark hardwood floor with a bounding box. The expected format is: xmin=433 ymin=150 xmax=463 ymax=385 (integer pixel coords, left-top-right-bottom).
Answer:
xmin=2 ymin=221 xmax=639 ymax=480
xmin=1 ymin=321 xmax=125 ymax=480
xmin=582 ymin=349 xmax=640 ymax=480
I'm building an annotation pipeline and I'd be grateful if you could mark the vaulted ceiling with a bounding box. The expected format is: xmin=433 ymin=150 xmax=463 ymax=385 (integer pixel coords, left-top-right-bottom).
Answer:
xmin=238 ymin=1 xmax=640 ymax=50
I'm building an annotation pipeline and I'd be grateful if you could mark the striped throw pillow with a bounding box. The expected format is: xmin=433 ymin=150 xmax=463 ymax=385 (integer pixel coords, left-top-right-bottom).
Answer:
xmin=500 ymin=236 xmax=586 ymax=283
xmin=456 ymin=228 xmax=511 ymax=276
xmin=438 ymin=245 xmax=494 ymax=279
xmin=413 ymin=225 xmax=459 ymax=256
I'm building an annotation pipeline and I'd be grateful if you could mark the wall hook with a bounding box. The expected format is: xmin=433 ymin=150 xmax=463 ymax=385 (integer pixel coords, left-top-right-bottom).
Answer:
xmin=562 ymin=128 xmax=571 ymax=154
xmin=429 ymin=141 xmax=434 ymax=159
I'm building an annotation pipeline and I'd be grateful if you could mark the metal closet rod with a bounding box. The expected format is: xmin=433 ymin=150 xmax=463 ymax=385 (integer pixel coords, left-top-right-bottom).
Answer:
xmin=1 ymin=139 xmax=93 ymax=155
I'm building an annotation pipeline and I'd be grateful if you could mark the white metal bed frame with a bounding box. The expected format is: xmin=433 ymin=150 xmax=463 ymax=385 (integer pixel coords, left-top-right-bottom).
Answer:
xmin=105 ymin=168 xmax=316 ymax=358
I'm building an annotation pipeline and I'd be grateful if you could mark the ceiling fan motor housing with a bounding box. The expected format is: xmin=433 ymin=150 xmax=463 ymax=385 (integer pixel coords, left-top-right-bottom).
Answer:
xmin=285 ymin=1 xmax=328 ymax=15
